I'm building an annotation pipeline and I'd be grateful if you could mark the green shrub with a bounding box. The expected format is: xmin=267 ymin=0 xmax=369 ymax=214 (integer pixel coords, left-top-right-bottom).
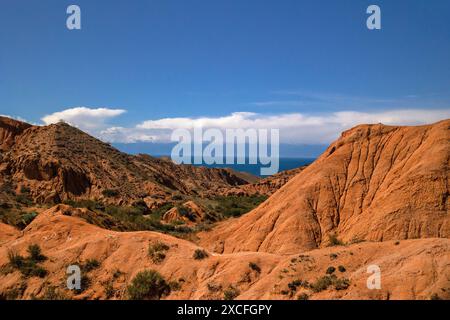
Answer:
xmin=193 ymin=249 xmax=208 ymax=260
xmin=328 ymin=234 xmax=344 ymax=246
xmin=102 ymin=189 xmax=119 ymax=198
xmin=297 ymin=293 xmax=309 ymax=300
xmin=207 ymin=282 xmax=222 ymax=292
xmin=148 ymin=242 xmax=170 ymax=264
xmin=15 ymin=194 xmax=33 ymax=206
xmin=288 ymin=279 xmax=303 ymax=292
xmin=249 ymin=262 xmax=261 ymax=273
xmin=18 ymin=212 xmax=38 ymax=229
xmin=338 ymin=265 xmax=346 ymax=272
xmin=311 ymin=275 xmax=351 ymax=292
xmin=104 ymin=281 xmax=115 ymax=299
xmin=169 ymin=280 xmax=182 ymax=291
xmin=127 ymin=270 xmax=170 ymax=300
xmin=27 ymin=244 xmax=47 ymax=262
xmin=334 ymin=278 xmax=350 ymax=290
xmin=211 ymin=195 xmax=268 ymax=219
xmin=311 ymin=276 xmax=334 ymax=292
xmin=83 ymin=259 xmax=100 ymax=272
xmin=20 ymin=186 xmax=31 ymax=194
xmin=178 ymin=206 xmax=196 ymax=222
xmin=42 ymin=286 xmax=68 ymax=300
xmin=7 ymin=250 xmax=25 ymax=269
xmin=223 ymin=286 xmax=240 ymax=300
xmin=74 ymin=275 xmax=91 ymax=294
xmin=7 ymin=246 xmax=48 ymax=278
xmin=326 ymin=266 xmax=336 ymax=274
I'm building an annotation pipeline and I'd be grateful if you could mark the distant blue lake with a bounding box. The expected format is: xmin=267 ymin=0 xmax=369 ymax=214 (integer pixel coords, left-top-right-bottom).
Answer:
xmin=113 ymin=143 xmax=318 ymax=177
xmin=192 ymin=157 xmax=315 ymax=177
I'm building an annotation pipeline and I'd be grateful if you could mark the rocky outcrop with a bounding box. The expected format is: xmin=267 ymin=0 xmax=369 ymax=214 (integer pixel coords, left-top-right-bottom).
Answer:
xmin=162 ymin=201 xmax=205 ymax=225
xmin=200 ymin=120 xmax=450 ymax=254
xmin=0 ymin=116 xmax=32 ymax=152
xmin=222 ymin=167 xmax=306 ymax=196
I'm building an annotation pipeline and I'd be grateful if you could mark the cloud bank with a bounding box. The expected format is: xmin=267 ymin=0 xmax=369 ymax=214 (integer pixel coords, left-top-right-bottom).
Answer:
xmin=40 ymin=107 xmax=450 ymax=145
xmin=41 ymin=107 xmax=126 ymax=131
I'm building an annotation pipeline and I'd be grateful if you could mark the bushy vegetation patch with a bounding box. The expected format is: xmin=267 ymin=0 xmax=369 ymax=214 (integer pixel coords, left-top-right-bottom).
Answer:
xmin=7 ymin=245 xmax=48 ymax=278
xmin=127 ymin=270 xmax=171 ymax=300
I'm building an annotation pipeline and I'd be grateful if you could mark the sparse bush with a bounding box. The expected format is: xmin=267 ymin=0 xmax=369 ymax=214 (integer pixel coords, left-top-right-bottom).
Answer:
xmin=297 ymin=293 xmax=309 ymax=300
xmin=113 ymin=269 xmax=123 ymax=279
xmin=42 ymin=286 xmax=68 ymax=300
xmin=211 ymin=195 xmax=268 ymax=219
xmin=2 ymin=282 xmax=27 ymax=300
xmin=326 ymin=266 xmax=336 ymax=274
xmin=17 ymin=212 xmax=38 ymax=229
xmin=207 ymin=282 xmax=222 ymax=292
xmin=102 ymin=189 xmax=119 ymax=198
xmin=223 ymin=286 xmax=240 ymax=300
xmin=338 ymin=265 xmax=346 ymax=273
xmin=20 ymin=186 xmax=31 ymax=194
xmin=169 ymin=280 xmax=182 ymax=291
xmin=7 ymin=246 xmax=48 ymax=278
xmin=127 ymin=270 xmax=170 ymax=300
xmin=249 ymin=262 xmax=261 ymax=273
xmin=15 ymin=194 xmax=33 ymax=206
xmin=193 ymin=249 xmax=208 ymax=260
xmin=311 ymin=275 xmax=350 ymax=292
xmin=27 ymin=244 xmax=47 ymax=262
xmin=104 ymin=281 xmax=115 ymax=299
xmin=148 ymin=242 xmax=170 ymax=264
xmin=74 ymin=275 xmax=91 ymax=294
xmin=7 ymin=250 xmax=24 ymax=269
xmin=311 ymin=276 xmax=334 ymax=293
xmin=328 ymin=234 xmax=344 ymax=246
xmin=172 ymin=194 xmax=183 ymax=201
xmin=288 ymin=279 xmax=303 ymax=292
xmin=178 ymin=206 xmax=196 ymax=222
xmin=83 ymin=259 xmax=100 ymax=272
xmin=334 ymin=278 xmax=350 ymax=290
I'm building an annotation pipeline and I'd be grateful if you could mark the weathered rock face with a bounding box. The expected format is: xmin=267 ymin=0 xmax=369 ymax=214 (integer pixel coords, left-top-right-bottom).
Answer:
xmin=0 ymin=116 xmax=32 ymax=152
xmin=222 ymin=167 xmax=306 ymax=197
xmin=200 ymin=120 xmax=450 ymax=254
xmin=0 ymin=118 xmax=255 ymax=205
xmin=162 ymin=201 xmax=205 ymax=225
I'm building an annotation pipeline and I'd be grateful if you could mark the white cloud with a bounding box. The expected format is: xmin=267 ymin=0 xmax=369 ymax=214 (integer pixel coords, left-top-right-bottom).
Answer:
xmin=41 ymin=107 xmax=126 ymax=131
xmin=99 ymin=126 xmax=159 ymax=143
xmin=38 ymin=108 xmax=450 ymax=144
xmin=132 ymin=109 xmax=450 ymax=144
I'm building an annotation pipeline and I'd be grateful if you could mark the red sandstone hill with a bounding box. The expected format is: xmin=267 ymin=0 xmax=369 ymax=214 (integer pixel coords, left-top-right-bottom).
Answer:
xmin=0 ymin=117 xmax=254 ymax=206
xmin=200 ymin=120 xmax=450 ymax=254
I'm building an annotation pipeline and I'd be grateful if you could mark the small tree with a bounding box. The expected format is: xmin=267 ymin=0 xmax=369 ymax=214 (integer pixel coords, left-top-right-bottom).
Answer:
xmin=193 ymin=249 xmax=208 ymax=260
xmin=127 ymin=270 xmax=170 ymax=300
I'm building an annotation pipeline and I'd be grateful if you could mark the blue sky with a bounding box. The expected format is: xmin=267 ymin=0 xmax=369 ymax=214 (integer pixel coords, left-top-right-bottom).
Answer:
xmin=0 ymin=0 xmax=449 ymax=149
